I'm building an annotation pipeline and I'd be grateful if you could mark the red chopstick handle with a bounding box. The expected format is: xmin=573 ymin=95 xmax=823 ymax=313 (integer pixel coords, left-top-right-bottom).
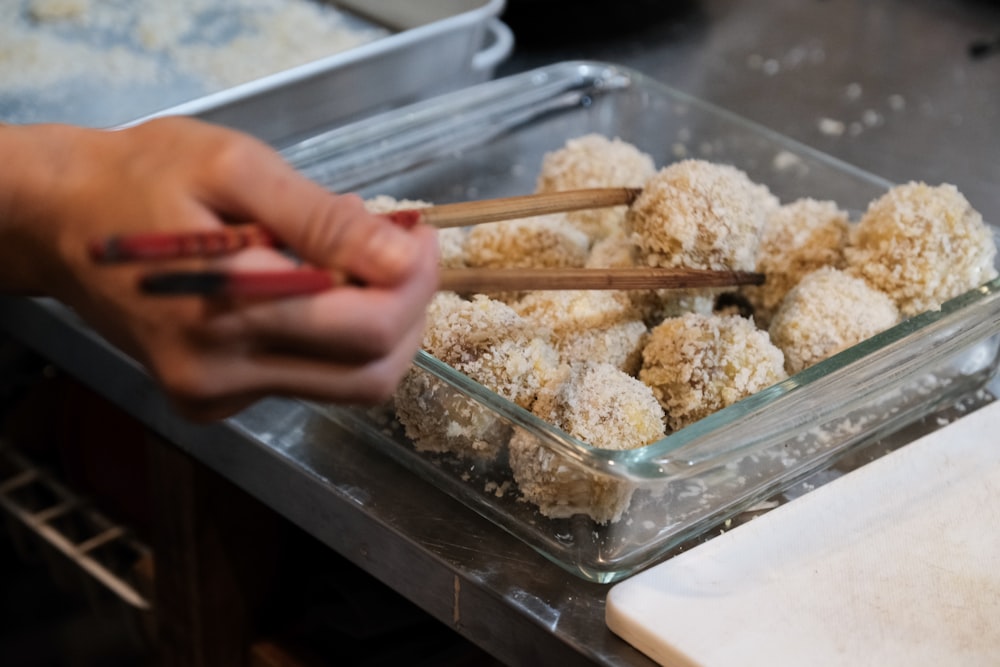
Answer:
xmin=92 ymin=211 xmax=418 ymax=264
xmin=224 ymin=270 xmax=338 ymax=297
xmin=89 ymin=226 xmax=282 ymax=263
xmin=140 ymin=269 xmax=341 ymax=298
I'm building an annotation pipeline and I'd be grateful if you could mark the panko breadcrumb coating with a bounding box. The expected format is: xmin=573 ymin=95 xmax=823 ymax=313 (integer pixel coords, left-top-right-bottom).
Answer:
xmin=394 ymin=294 xmax=560 ymax=460
xmin=509 ymin=361 xmax=666 ymax=523
xmin=744 ymin=198 xmax=851 ymax=328
xmin=363 ymin=194 xmax=431 ymax=214
xmin=463 ymin=214 xmax=590 ymax=302
xmin=845 ymin=182 xmax=997 ymax=316
xmin=436 ymin=227 xmax=469 ymax=269
xmin=421 ymin=295 xmax=560 ymax=407
xmin=586 ymin=230 xmax=637 ymax=269
xmin=585 ymin=229 xmax=716 ymax=326
xmin=514 ymin=290 xmax=649 ymax=375
xmin=640 ymin=312 xmax=787 ymax=431
xmin=625 ymin=159 xmax=779 ymax=271
xmin=464 ymin=214 xmax=589 ymax=270
xmin=535 ymin=134 xmax=656 ymax=241
xmin=768 ymin=267 xmax=900 ymax=374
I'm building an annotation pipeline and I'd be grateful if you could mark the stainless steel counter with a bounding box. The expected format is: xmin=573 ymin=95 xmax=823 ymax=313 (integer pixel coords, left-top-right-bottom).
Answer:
xmin=2 ymin=1 xmax=999 ymax=665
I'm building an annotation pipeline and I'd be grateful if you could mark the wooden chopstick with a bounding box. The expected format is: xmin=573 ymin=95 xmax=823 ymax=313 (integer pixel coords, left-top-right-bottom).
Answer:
xmin=440 ymin=268 xmax=762 ymax=292
xmin=89 ymin=188 xmax=642 ymax=263
xmin=385 ymin=187 xmax=642 ymax=229
xmin=139 ymin=267 xmax=764 ymax=298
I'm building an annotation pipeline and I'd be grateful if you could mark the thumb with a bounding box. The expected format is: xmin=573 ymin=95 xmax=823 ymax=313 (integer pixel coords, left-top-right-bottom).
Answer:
xmin=286 ymin=191 xmax=432 ymax=287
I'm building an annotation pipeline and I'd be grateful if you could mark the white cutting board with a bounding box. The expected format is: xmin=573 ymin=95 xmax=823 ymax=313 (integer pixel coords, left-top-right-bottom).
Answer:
xmin=606 ymin=400 xmax=1000 ymax=667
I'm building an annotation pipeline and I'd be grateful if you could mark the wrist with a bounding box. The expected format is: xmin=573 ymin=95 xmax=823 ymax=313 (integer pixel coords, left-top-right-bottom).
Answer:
xmin=0 ymin=123 xmax=86 ymax=296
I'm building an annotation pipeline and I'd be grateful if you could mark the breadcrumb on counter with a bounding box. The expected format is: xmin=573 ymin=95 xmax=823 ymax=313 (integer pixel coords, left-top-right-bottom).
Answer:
xmin=768 ymin=267 xmax=900 ymax=374
xmin=640 ymin=312 xmax=787 ymax=431
xmin=845 ymin=182 xmax=997 ymax=317
xmin=509 ymin=361 xmax=666 ymax=523
xmin=535 ymin=134 xmax=656 ymax=242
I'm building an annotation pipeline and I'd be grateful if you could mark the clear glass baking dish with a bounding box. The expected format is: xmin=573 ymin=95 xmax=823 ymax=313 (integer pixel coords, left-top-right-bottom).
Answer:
xmin=282 ymin=61 xmax=1000 ymax=583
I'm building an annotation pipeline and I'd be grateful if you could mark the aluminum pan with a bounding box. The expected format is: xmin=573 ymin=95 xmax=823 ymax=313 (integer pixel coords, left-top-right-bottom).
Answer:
xmin=0 ymin=0 xmax=510 ymax=137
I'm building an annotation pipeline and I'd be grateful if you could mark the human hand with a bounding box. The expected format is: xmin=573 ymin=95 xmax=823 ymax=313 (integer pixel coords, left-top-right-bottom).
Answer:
xmin=0 ymin=117 xmax=440 ymax=420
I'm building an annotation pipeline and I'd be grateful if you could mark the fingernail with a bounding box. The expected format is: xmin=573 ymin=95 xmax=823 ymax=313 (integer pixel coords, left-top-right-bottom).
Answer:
xmin=384 ymin=209 xmax=422 ymax=229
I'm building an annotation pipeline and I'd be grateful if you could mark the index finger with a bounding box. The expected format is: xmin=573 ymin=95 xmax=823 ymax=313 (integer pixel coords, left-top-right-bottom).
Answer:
xmin=196 ymin=130 xmax=432 ymax=287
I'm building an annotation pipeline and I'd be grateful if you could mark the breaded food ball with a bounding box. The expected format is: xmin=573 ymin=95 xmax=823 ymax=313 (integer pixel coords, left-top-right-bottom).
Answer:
xmin=536 ymin=134 xmax=656 ymax=241
xmin=585 ymin=230 xmax=716 ymax=327
xmin=508 ymin=361 xmax=666 ymax=524
xmin=640 ymin=312 xmax=787 ymax=431
xmin=769 ymin=267 xmax=900 ymax=375
xmin=435 ymin=227 xmax=469 ymax=269
xmin=394 ymin=295 xmax=560 ymax=460
xmin=463 ymin=214 xmax=590 ymax=302
xmin=586 ymin=229 xmax=637 ymax=269
xmin=464 ymin=213 xmax=589 ymax=270
xmin=845 ymin=182 xmax=998 ymax=317
xmin=421 ymin=293 xmax=560 ymax=409
xmin=363 ymin=194 xmax=431 ymax=214
xmin=744 ymin=198 xmax=851 ymax=328
xmin=514 ymin=290 xmax=649 ymax=375
xmin=625 ymin=159 xmax=779 ymax=271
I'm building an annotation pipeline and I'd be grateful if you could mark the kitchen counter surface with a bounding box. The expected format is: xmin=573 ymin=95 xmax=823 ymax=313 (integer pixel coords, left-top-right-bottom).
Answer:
xmin=2 ymin=1 xmax=999 ymax=665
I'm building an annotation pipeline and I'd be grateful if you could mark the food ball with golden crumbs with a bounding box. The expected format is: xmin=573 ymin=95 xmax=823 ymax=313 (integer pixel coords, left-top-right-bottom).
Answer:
xmin=585 ymin=230 xmax=716 ymax=327
xmin=640 ymin=312 xmax=787 ymax=431
xmin=508 ymin=361 xmax=666 ymax=524
xmin=513 ymin=290 xmax=649 ymax=375
xmin=363 ymin=194 xmax=431 ymax=214
xmin=394 ymin=294 xmax=560 ymax=461
xmin=536 ymin=134 xmax=656 ymax=242
xmin=769 ymin=267 xmax=900 ymax=375
xmin=845 ymin=182 xmax=998 ymax=317
xmin=463 ymin=213 xmax=590 ymax=302
xmin=625 ymin=159 xmax=779 ymax=272
xmin=464 ymin=213 xmax=590 ymax=270
xmin=743 ymin=198 xmax=851 ymax=329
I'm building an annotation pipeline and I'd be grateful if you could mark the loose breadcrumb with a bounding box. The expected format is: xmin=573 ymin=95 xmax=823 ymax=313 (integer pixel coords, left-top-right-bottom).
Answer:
xmin=769 ymin=267 xmax=900 ymax=374
xmin=743 ymin=198 xmax=851 ymax=328
xmin=625 ymin=159 xmax=779 ymax=271
xmin=640 ymin=313 xmax=787 ymax=431
xmin=509 ymin=361 xmax=666 ymax=523
xmin=514 ymin=290 xmax=649 ymax=375
xmin=845 ymin=182 xmax=998 ymax=316
xmin=535 ymin=134 xmax=656 ymax=241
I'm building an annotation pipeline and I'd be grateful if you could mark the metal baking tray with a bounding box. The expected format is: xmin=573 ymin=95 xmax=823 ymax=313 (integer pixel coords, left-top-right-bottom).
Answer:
xmin=261 ymin=61 xmax=1000 ymax=583
xmin=0 ymin=0 xmax=511 ymax=141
